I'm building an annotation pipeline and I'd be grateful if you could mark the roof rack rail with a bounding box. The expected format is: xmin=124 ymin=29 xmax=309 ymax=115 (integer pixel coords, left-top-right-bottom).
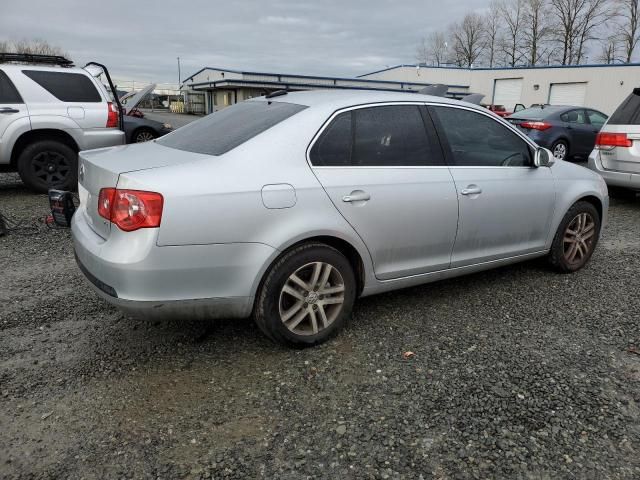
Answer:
xmin=0 ymin=53 xmax=74 ymax=67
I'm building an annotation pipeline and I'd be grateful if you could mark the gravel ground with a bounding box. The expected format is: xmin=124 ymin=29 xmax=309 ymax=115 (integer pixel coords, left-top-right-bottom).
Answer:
xmin=1 ymin=172 xmax=639 ymax=479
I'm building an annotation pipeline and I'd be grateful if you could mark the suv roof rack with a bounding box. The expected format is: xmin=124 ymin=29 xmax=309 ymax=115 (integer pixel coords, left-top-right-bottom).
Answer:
xmin=0 ymin=53 xmax=74 ymax=67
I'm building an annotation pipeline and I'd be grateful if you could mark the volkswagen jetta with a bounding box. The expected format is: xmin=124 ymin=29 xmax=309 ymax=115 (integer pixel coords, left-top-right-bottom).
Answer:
xmin=72 ymin=90 xmax=609 ymax=347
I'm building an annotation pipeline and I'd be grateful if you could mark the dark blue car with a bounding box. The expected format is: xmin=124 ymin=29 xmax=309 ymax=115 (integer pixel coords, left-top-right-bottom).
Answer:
xmin=506 ymin=106 xmax=608 ymax=161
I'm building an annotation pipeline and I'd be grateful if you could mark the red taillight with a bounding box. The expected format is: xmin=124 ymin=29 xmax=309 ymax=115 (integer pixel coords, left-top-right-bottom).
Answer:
xmin=520 ymin=121 xmax=552 ymax=131
xmin=106 ymin=102 xmax=119 ymax=128
xmin=97 ymin=188 xmax=163 ymax=232
xmin=595 ymin=132 xmax=632 ymax=148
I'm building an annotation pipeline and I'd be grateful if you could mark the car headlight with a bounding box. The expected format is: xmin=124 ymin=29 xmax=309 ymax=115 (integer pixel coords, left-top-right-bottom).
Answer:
xmin=163 ymin=123 xmax=172 ymax=129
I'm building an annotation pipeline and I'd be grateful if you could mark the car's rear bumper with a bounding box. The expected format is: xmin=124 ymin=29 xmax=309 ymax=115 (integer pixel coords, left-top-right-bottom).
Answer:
xmin=587 ymin=151 xmax=640 ymax=190
xmin=71 ymin=207 xmax=276 ymax=320
xmin=77 ymin=128 xmax=125 ymax=151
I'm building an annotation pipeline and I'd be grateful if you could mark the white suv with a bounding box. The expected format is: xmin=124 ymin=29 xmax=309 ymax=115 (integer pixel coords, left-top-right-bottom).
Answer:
xmin=0 ymin=54 xmax=124 ymax=192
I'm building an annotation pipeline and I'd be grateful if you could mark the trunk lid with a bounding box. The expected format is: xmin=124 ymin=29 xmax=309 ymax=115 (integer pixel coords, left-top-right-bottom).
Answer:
xmin=78 ymin=142 xmax=211 ymax=239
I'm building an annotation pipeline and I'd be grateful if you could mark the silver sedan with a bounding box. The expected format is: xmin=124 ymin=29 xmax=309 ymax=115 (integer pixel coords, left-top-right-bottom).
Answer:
xmin=72 ymin=90 xmax=609 ymax=347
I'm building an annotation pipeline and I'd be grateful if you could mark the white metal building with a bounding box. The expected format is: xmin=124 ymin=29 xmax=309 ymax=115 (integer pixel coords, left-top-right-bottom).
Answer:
xmin=358 ymin=63 xmax=640 ymax=115
xmin=181 ymin=66 xmax=468 ymax=114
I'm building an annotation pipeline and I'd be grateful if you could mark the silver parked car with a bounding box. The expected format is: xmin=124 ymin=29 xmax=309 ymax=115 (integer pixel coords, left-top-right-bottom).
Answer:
xmin=588 ymin=88 xmax=640 ymax=191
xmin=72 ymin=90 xmax=609 ymax=347
xmin=0 ymin=54 xmax=124 ymax=192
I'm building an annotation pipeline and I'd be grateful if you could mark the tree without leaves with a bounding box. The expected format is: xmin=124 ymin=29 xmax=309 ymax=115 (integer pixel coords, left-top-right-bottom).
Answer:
xmin=416 ymin=31 xmax=450 ymax=66
xmin=484 ymin=1 xmax=503 ymax=66
xmin=618 ymin=0 xmax=640 ymax=62
xmin=500 ymin=0 xmax=527 ymax=66
xmin=0 ymin=39 xmax=67 ymax=57
xmin=522 ymin=0 xmax=552 ymax=65
xmin=575 ymin=0 xmax=617 ymax=63
xmin=451 ymin=13 xmax=486 ymax=67
xmin=597 ymin=35 xmax=621 ymax=62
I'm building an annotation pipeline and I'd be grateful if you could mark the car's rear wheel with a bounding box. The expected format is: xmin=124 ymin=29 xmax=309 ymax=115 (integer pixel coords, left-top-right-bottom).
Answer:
xmin=551 ymin=140 xmax=569 ymax=161
xmin=17 ymin=140 xmax=77 ymax=193
xmin=254 ymin=243 xmax=356 ymax=348
xmin=133 ymin=128 xmax=156 ymax=143
xmin=549 ymin=201 xmax=601 ymax=272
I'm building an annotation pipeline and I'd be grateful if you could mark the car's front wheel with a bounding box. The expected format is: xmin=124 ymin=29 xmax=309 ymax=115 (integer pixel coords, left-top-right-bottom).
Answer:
xmin=254 ymin=243 xmax=356 ymax=348
xmin=549 ymin=201 xmax=601 ymax=272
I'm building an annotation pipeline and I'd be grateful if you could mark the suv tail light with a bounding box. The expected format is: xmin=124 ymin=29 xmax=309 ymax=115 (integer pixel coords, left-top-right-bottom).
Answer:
xmin=98 ymin=188 xmax=163 ymax=232
xmin=106 ymin=102 xmax=119 ymax=128
xmin=520 ymin=121 xmax=552 ymax=131
xmin=595 ymin=132 xmax=632 ymax=148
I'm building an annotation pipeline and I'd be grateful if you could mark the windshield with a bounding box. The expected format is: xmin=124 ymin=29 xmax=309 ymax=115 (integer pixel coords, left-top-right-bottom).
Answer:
xmin=157 ymin=100 xmax=307 ymax=156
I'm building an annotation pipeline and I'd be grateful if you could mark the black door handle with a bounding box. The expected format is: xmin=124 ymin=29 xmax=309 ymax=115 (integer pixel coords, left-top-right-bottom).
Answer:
xmin=0 ymin=107 xmax=19 ymax=114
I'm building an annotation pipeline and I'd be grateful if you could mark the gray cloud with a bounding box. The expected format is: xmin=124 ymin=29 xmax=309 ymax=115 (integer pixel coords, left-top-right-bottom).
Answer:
xmin=1 ymin=0 xmax=491 ymax=83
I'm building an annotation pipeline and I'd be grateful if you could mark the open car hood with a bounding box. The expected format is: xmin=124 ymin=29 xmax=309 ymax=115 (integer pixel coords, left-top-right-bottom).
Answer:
xmin=120 ymin=83 xmax=156 ymax=114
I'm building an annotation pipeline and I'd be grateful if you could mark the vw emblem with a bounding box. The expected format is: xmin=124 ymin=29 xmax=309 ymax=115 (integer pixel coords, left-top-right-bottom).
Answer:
xmin=79 ymin=163 xmax=85 ymax=182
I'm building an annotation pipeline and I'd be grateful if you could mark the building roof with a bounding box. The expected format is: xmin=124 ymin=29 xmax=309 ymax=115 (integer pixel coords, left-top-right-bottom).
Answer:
xmin=359 ymin=62 xmax=640 ymax=77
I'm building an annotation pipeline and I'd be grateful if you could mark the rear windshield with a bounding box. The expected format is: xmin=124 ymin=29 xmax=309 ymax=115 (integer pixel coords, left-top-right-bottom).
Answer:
xmin=508 ymin=107 xmax=559 ymax=120
xmin=608 ymin=89 xmax=640 ymax=125
xmin=157 ymin=100 xmax=307 ymax=156
xmin=22 ymin=70 xmax=101 ymax=102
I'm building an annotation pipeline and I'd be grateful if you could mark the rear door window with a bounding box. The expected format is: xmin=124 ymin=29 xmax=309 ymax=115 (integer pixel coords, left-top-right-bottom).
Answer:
xmin=310 ymin=105 xmax=443 ymax=167
xmin=22 ymin=70 xmax=101 ymax=102
xmin=608 ymin=89 xmax=640 ymax=125
xmin=157 ymin=100 xmax=307 ymax=156
xmin=0 ymin=70 xmax=23 ymax=104
xmin=560 ymin=110 xmax=587 ymax=124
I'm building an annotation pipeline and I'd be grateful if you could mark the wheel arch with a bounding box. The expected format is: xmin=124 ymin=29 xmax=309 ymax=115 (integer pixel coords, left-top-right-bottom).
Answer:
xmin=10 ymin=129 xmax=79 ymax=167
xmin=251 ymin=234 xmax=368 ymax=316
xmin=576 ymin=194 xmax=603 ymax=221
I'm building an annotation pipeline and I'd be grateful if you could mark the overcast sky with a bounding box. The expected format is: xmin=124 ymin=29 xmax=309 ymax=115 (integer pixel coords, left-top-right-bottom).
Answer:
xmin=2 ymin=0 xmax=491 ymax=84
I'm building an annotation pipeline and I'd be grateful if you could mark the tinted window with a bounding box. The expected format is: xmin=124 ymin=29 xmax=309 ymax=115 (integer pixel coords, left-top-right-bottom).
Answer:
xmin=0 ymin=70 xmax=22 ymax=103
xmin=310 ymin=105 xmax=441 ymax=167
xmin=310 ymin=111 xmax=352 ymax=166
xmin=353 ymin=105 xmax=438 ymax=166
xmin=158 ymin=100 xmax=307 ymax=156
xmin=22 ymin=70 xmax=101 ymax=102
xmin=431 ymin=106 xmax=532 ymax=167
xmin=560 ymin=109 xmax=587 ymax=124
xmin=609 ymin=89 xmax=640 ymax=125
xmin=587 ymin=110 xmax=608 ymax=128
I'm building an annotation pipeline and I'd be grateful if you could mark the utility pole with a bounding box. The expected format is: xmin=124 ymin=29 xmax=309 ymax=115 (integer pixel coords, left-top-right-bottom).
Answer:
xmin=177 ymin=56 xmax=181 ymax=88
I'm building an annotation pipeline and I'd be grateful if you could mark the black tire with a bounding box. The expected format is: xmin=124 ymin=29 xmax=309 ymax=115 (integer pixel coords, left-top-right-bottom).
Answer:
xmin=549 ymin=201 xmax=601 ymax=273
xmin=551 ymin=139 xmax=569 ymax=161
xmin=254 ymin=243 xmax=356 ymax=348
xmin=17 ymin=140 xmax=77 ymax=193
xmin=133 ymin=128 xmax=156 ymax=143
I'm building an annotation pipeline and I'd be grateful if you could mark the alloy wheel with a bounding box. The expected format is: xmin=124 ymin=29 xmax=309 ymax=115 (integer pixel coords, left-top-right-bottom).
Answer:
xmin=30 ymin=151 xmax=70 ymax=185
xmin=563 ymin=212 xmax=596 ymax=265
xmin=553 ymin=143 xmax=567 ymax=160
xmin=278 ymin=261 xmax=345 ymax=336
xmin=135 ymin=131 xmax=155 ymax=142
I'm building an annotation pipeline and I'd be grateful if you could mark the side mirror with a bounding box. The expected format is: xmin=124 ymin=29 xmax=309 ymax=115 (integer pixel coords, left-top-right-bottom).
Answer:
xmin=533 ymin=147 xmax=555 ymax=167
xmin=514 ymin=103 xmax=525 ymax=112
